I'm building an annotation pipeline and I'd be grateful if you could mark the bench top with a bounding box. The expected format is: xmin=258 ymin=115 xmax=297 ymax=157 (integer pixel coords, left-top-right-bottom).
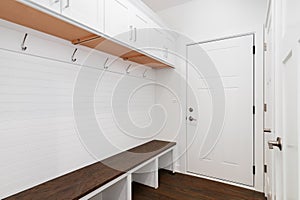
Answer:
xmin=4 ymin=140 xmax=176 ymax=200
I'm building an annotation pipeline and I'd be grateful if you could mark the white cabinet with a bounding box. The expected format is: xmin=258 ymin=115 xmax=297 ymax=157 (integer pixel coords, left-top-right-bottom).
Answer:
xmin=25 ymin=0 xmax=104 ymax=32
xmin=23 ymin=0 xmax=175 ymax=67
xmin=61 ymin=0 xmax=104 ymax=32
xmin=147 ymin=22 xmax=176 ymax=66
xmin=162 ymin=34 xmax=176 ymax=65
xmin=27 ymin=0 xmax=61 ymax=13
xmin=148 ymin=27 xmax=165 ymax=60
xmin=105 ymin=0 xmax=131 ymax=44
xmin=129 ymin=9 xmax=150 ymax=49
xmin=105 ymin=0 xmax=151 ymax=49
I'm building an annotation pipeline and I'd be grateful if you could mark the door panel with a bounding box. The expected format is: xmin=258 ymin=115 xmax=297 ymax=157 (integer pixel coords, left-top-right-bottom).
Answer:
xmin=281 ymin=49 xmax=299 ymax=200
xmin=62 ymin=0 xmax=103 ymax=31
xmin=187 ymin=35 xmax=254 ymax=186
xmin=163 ymin=35 xmax=176 ymax=66
xmin=148 ymin=27 xmax=165 ymax=60
xmin=105 ymin=0 xmax=130 ymax=44
xmin=28 ymin=0 xmax=61 ymax=13
xmin=131 ymin=9 xmax=149 ymax=49
xmin=272 ymin=0 xmax=300 ymax=199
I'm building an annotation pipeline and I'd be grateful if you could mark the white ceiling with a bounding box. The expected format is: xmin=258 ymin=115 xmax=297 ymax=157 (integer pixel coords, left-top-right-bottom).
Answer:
xmin=141 ymin=0 xmax=193 ymax=12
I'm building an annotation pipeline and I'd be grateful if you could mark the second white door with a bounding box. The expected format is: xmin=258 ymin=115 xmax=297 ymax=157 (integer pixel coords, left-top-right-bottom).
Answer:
xmin=187 ymin=35 xmax=254 ymax=186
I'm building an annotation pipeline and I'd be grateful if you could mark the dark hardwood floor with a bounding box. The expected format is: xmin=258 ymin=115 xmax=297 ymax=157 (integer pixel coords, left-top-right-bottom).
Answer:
xmin=133 ymin=170 xmax=265 ymax=200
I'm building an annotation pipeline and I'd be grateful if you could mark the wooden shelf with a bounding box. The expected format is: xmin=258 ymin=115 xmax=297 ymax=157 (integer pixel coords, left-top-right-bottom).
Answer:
xmin=0 ymin=0 xmax=174 ymax=69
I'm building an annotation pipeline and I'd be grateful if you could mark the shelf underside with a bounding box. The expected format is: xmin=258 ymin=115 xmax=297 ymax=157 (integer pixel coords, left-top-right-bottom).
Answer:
xmin=0 ymin=0 xmax=173 ymax=69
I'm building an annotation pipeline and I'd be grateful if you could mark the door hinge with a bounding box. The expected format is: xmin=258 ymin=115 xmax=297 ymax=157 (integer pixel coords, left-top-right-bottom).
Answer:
xmin=253 ymin=165 xmax=256 ymax=175
xmin=264 ymin=103 xmax=267 ymax=112
xmin=264 ymin=165 xmax=268 ymax=173
xmin=264 ymin=43 xmax=267 ymax=51
xmin=253 ymin=106 xmax=256 ymax=114
xmin=253 ymin=46 xmax=256 ymax=54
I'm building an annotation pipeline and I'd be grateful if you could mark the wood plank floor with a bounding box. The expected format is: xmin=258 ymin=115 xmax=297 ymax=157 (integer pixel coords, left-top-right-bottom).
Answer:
xmin=133 ymin=170 xmax=265 ymax=200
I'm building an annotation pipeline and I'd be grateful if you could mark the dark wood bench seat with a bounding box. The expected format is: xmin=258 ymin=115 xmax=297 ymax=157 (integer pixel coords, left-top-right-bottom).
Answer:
xmin=4 ymin=140 xmax=176 ymax=200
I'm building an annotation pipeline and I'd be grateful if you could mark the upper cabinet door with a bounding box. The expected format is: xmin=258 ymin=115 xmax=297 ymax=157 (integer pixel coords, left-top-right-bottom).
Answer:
xmin=61 ymin=0 xmax=104 ymax=32
xmin=148 ymin=26 xmax=165 ymax=59
xmin=130 ymin=9 xmax=150 ymax=49
xmin=163 ymin=35 xmax=176 ymax=66
xmin=27 ymin=0 xmax=61 ymax=13
xmin=105 ymin=0 xmax=131 ymax=44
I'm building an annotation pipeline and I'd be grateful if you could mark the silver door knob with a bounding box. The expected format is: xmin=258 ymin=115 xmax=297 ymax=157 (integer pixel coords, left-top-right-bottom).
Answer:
xmin=268 ymin=137 xmax=282 ymax=151
xmin=189 ymin=116 xmax=197 ymax=121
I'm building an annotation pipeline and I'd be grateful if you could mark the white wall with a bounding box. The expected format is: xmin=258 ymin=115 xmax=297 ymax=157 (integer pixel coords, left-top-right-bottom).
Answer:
xmin=157 ymin=0 xmax=267 ymax=41
xmin=0 ymin=20 xmax=157 ymax=198
xmin=152 ymin=0 xmax=267 ymax=192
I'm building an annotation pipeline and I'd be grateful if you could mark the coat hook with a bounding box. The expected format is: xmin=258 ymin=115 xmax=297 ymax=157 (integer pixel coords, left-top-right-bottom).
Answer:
xmin=71 ymin=48 xmax=78 ymax=62
xmin=126 ymin=64 xmax=132 ymax=74
xmin=21 ymin=33 xmax=28 ymax=51
xmin=143 ymin=69 xmax=148 ymax=78
xmin=103 ymin=58 xmax=109 ymax=69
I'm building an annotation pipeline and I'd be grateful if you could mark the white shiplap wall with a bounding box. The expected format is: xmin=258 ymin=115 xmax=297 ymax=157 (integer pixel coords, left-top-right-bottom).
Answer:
xmin=0 ymin=20 xmax=156 ymax=198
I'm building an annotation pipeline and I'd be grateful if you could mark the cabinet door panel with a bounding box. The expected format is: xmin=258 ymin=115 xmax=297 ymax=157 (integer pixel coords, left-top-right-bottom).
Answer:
xmin=163 ymin=35 xmax=176 ymax=66
xmin=148 ymin=27 xmax=165 ymax=60
xmin=62 ymin=0 xmax=103 ymax=32
xmin=105 ymin=0 xmax=130 ymax=44
xmin=27 ymin=0 xmax=61 ymax=13
xmin=131 ymin=10 xmax=150 ymax=50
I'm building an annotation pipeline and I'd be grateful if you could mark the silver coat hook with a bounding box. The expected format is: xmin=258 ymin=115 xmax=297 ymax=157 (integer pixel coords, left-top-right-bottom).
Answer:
xmin=71 ymin=48 xmax=78 ymax=62
xmin=103 ymin=58 xmax=109 ymax=69
xmin=21 ymin=33 xmax=28 ymax=51
xmin=126 ymin=64 xmax=132 ymax=74
xmin=143 ymin=69 xmax=148 ymax=78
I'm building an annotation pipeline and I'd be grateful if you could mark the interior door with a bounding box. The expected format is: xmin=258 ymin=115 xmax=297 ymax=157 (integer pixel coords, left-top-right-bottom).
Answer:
xmin=280 ymin=42 xmax=300 ymax=200
xmin=271 ymin=0 xmax=300 ymax=199
xmin=187 ymin=35 xmax=254 ymax=186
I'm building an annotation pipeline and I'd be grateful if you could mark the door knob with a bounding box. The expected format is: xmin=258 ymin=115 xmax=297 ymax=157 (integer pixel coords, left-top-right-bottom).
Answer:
xmin=268 ymin=137 xmax=282 ymax=151
xmin=189 ymin=116 xmax=197 ymax=122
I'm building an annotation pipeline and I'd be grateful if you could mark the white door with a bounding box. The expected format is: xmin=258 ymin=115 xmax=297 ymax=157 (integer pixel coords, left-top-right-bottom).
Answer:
xmin=105 ymin=0 xmax=131 ymax=44
xmin=273 ymin=42 xmax=300 ymax=200
xmin=271 ymin=0 xmax=300 ymax=199
xmin=61 ymin=0 xmax=103 ymax=31
xmin=278 ymin=42 xmax=300 ymax=200
xmin=26 ymin=0 xmax=61 ymax=13
xmin=264 ymin=20 xmax=275 ymax=200
xmin=187 ymin=35 xmax=254 ymax=186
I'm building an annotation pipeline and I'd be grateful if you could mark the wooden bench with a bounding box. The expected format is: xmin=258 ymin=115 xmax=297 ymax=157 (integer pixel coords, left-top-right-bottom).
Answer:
xmin=4 ymin=140 xmax=176 ymax=200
